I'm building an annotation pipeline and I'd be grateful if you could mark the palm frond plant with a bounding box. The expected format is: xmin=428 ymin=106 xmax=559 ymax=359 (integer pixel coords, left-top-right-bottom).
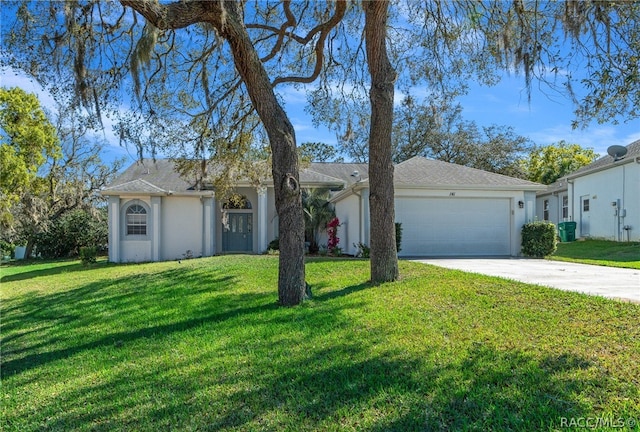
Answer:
xmin=302 ymin=188 xmax=335 ymax=254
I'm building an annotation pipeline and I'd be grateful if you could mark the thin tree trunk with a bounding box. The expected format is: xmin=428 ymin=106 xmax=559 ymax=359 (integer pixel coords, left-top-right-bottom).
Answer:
xmin=364 ymin=0 xmax=399 ymax=283
xmin=24 ymin=238 xmax=35 ymax=259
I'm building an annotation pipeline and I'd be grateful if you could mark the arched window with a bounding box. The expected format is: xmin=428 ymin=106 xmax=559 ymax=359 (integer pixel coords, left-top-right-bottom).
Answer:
xmin=222 ymin=194 xmax=252 ymax=209
xmin=126 ymin=204 xmax=147 ymax=235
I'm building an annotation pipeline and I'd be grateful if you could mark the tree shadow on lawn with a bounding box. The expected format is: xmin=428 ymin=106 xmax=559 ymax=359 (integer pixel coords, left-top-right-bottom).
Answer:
xmin=1 ymin=267 xmax=272 ymax=377
xmin=0 ymin=260 xmax=116 ymax=283
xmin=203 ymin=345 xmax=597 ymax=431
xmin=2 ymin=260 xmax=620 ymax=430
xmin=37 ymin=341 xmax=600 ymax=431
xmin=312 ymin=281 xmax=374 ymax=302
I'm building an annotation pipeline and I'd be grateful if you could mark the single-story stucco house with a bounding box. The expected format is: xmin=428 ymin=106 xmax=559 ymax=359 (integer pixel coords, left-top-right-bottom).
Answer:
xmin=536 ymin=139 xmax=640 ymax=242
xmin=102 ymin=156 xmax=544 ymax=262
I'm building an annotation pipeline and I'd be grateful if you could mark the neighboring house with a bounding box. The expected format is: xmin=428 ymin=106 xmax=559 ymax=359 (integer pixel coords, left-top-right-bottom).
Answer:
xmin=102 ymin=156 xmax=543 ymax=262
xmin=536 ymin=139 xmax=640 ymax=241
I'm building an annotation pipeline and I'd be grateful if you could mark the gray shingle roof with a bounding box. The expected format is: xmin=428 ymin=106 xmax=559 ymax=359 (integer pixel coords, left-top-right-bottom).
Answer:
xmin=307 ymin=162 xmax=369 ymax=187
xmin=106 ymin=160 xmax=193 ymax=192
xmin=105 ymin=159 xmax=370 ymax=193
xmin=105 ymin=156 xmax=542 ymax=195
xmin=102 ymin=178 xmax=168 ymax=194
xmin=536 ymin=179 xmax=568 ymax=197
xmin=568 ymin=139 xmax=640 ymax=178
xmin=393 ymin=156 xmax=542 ymax=188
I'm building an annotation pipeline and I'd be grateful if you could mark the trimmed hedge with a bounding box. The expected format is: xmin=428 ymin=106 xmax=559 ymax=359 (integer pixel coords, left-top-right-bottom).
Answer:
xmin=521 ymin=221 xmax=557 ymax=257
xmin=79 ymin=246 xmax=98 ymax=265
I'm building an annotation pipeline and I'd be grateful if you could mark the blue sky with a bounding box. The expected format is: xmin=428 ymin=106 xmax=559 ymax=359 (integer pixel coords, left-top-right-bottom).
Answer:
xmin=2 ymin=65 xmax=639 ymax=166
xmin=286 ymin=73 xmax=640 ymax=158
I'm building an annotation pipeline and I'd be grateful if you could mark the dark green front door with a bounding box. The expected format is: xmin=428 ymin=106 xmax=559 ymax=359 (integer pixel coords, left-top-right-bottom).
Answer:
xmin=223 ymin=213 xmax=253 ymax=252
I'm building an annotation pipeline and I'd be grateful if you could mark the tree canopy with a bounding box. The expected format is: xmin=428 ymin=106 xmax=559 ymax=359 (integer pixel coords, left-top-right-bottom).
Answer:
xmin=1 ymin=91 xmax=124 ymax=257
xmin=391 ymin=94 xmax=534 ymax=177
xmin=521 ymin=141 xmax=598 ymax=185
xmin=299 ymin=142 xmax=343 ymax=163
xmin=0 ymin=86 xmax=60 ymax=225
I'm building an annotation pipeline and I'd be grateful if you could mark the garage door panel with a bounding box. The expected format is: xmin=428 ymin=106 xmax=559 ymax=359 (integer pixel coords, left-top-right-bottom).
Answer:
xmin=396 ymin=197 xmax=510 ymax=256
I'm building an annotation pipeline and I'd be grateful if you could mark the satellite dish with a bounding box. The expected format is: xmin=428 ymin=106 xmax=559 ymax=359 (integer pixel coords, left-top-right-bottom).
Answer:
xmin=607 ymin=145 xmax=628 ymax=161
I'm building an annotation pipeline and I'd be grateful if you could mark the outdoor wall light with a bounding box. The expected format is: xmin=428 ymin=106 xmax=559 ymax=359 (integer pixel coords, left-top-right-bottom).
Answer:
xmin=518 ymin=200 xmax=524 ymax=209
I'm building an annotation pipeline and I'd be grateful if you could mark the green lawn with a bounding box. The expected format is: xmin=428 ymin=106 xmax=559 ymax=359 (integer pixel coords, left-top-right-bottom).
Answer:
xmin=2 ymin=256 xmax=639 ymax=431
xmin=550 ymin=239 xmax=640 ymax=269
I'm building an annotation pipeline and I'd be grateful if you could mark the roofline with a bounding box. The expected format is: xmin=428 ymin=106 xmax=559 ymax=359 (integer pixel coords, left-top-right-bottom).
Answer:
xmin=330 ymin=182 xmax=544 ymax=203
xmin=393 ymin=183 xmax=544 ymax=191
xmin=100 ymin=190 xmax=216 ymax=198
xmin=566 ymin=155 xmax=640 ymax=180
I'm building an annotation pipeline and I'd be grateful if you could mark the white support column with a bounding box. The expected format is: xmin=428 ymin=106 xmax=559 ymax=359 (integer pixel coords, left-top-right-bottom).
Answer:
xmin=257 ymin=186 xmax=268 ymax=253
xmin=150 ymin=196 xmax=162 ymax=261
xmin=108 ymin=195 xmax=120 ymax=263
xmin=202 ymin=195 xmax=216 ymax=257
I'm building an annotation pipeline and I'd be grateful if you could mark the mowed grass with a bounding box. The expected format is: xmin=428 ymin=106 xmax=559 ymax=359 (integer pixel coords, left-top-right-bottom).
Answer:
xmin=550 ymin=239 xmax=640 ymax=269
xmin=1 ymin=256 xmax=639 ymax=431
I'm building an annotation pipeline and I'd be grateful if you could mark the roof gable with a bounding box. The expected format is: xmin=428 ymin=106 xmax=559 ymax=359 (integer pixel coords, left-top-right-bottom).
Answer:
xmin=102 ymin=178 xmax=167 ymax=194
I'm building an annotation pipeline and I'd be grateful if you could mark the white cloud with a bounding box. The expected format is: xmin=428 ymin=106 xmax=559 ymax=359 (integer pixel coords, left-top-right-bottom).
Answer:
xmin=1 ymin=68 xmax=56 ymax=109
xmin=527 ymin=124 xmax=639 ymax=155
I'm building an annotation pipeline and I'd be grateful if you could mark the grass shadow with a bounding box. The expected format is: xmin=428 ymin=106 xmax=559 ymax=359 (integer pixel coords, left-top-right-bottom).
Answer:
xmin=0 ymin=260 xmax=115 ymax=283
xmin=1 ymin=263 xmax=274 ymax=377
xmin=3 ymin=257 xmax=636 ymax=431
xmin=313 ymin=281 xmax=374 ymax=302
xmin=158 ymin=343 xmax=596 ymax=431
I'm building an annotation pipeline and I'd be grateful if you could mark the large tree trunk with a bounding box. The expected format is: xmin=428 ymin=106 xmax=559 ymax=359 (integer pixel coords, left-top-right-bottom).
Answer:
xmin=364 ymin=0 xmax=399 ymax=283
xmin=120 ymin=0 xmax=306 ymax=305
xmin=221 ymin=3 xmax=305 ymax=306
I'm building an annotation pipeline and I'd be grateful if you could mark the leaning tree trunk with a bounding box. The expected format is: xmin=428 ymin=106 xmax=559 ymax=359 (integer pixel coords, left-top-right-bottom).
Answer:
xmin=220 ymin=3 xmax=306 ymax=305
xmin=120 ymin=0 xmax=307 ymax=305
xmin=364 ymin=0 xmax=399 ymax=283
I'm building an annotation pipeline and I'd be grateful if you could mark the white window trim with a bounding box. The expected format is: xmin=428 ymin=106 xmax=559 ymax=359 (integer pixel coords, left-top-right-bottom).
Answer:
xmin=121 ymin=199 xmax=150 ymax=240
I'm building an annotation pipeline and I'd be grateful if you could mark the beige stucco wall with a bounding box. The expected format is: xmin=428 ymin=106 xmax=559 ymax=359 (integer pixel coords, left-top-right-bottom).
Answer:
xmin=161 ymin=196 xmax=205 ymax=260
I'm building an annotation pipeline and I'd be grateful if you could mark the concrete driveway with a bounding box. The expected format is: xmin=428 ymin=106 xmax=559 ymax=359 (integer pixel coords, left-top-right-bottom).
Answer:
xmin=412 ymin=258 xmax=640 ymax=302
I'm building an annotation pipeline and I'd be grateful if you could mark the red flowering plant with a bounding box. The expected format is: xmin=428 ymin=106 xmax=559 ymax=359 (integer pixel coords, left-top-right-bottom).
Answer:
xmin=326 ymin=217 xmax=341 ymax=255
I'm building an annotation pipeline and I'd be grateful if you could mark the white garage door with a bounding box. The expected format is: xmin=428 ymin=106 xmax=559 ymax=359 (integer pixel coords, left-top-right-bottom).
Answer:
xmin=396 ymin=197 xmax=511 ymax=256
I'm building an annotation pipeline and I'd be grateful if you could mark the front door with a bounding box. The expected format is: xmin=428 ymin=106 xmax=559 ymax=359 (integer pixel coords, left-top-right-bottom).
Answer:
xmin=223 ymin=213 xmax=253 ymax=252
xmin=580 ymin=196 xmax=590 ymax=237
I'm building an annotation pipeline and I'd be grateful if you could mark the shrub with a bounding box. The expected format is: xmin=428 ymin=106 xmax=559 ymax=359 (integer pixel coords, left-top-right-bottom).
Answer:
xmin=79 ymin=246 xmax=98 ymax=265
xmin=267 ymin=238 xmax=279 ymax=251
xmin=0 ymin=240 xmax=14 ymax=259
xmin=36 ymin=209 xmax=107 ymax=258
xmin=395 ymin=222 xmax=403 ymax=253
xmin=521 ymin=221 xmax=557 ymax=257
xmin=327 ymin=217 xmax=340 ymax=254
xmin=354 ymin=242 xmax=370 ymax=258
